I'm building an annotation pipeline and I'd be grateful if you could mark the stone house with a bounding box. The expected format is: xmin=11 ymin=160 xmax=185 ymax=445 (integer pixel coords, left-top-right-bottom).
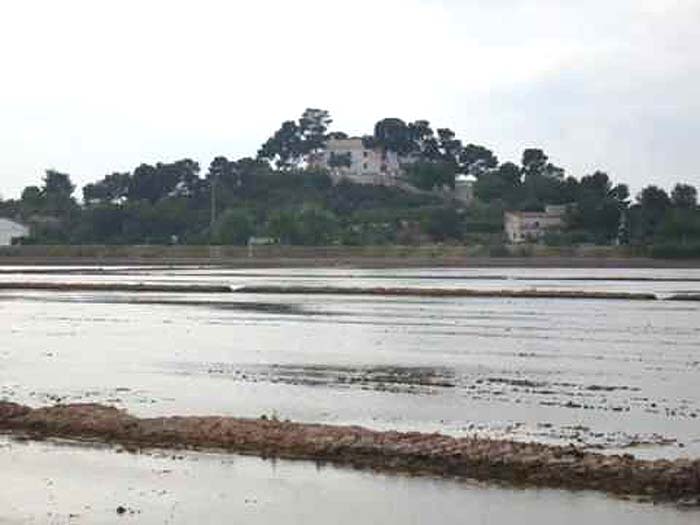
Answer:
xmin=310 ymin=137 xmax=402 ymax=185
xmin=504 ymin=205 xmax=570 ymax=243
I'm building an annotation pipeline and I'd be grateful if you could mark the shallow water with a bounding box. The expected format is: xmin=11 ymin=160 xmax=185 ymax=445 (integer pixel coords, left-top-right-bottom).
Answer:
xmin=2 ymin=266 xmax=699 ymax=457
xmin=1 ymin=265 xmax=700 ymax=520
xmin=0 ymin=436 xmax=697 ymax=525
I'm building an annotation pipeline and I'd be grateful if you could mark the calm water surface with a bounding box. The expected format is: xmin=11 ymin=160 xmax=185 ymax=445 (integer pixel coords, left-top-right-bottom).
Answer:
xmin=1 ymin=266 xmax=699 ymax=522
xmin=0 ymin=436 xmax=697 ymax=525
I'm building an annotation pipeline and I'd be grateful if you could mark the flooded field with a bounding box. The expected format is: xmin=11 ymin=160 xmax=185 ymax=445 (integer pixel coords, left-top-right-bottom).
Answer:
xmin=3 ymin=436 xmax=698 ymax=525
xmin=1 ymin=265 xmax=699 ymax=522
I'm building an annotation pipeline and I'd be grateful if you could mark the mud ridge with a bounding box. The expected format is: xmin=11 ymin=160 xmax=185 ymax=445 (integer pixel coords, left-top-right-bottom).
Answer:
xmin=666 ymin=294 xmax=700 ymax=301
xmin=235 ymin=285 xmax=658 ymax=301
xmin=0 ymin=282 xmax=232 ymax=293
xmin=1 ymin=402 xmax=698 ymax=505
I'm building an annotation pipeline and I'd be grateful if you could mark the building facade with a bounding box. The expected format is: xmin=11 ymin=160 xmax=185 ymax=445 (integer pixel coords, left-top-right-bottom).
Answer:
xmin=453 ymin=174 xmax=477 ymax=204
xmin=311 ymin=137 xmax=402 ymax=185
xmin=0 ymin=218 xmax=29 ymax=246
xmin=504 ymin=205 xmax=568 ymax=243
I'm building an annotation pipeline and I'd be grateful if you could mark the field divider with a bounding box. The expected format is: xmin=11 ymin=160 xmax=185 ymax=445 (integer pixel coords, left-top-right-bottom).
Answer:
xmin=0 ymin=402 xmax=698 ymax=505
xmin=234 ymin=285 xmax=659 ymax=300
xmin=0 ymin=282 xmax=232 ymax=293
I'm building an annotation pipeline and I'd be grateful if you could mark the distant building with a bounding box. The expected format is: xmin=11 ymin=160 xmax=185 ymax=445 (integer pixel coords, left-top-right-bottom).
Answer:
xmin=0 ymin=218 xmax=29 ymax=246
xmin=453 ymin=174 xmax=477 ymax=204
xmin=504 ymin=205 xmax=570 ymax=243
xmin=310 ymin=137 xmax=402 ymax=185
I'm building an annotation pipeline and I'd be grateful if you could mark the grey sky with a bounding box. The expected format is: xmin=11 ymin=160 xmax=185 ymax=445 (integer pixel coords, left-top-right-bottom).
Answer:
xmin=1 ymin=0 xmax=698 ymax=199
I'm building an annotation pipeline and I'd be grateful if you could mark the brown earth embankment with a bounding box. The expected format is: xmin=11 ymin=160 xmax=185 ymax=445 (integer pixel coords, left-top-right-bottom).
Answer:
xmin=235 ymin=285 xmax=658 ymax=301
xmin=1 ymin=402 xmax=698 ymax=505
xmin=0 ymin=282 xmax=662 ymax=300
xmin=0 ymin=282 xmax=231 ymax=293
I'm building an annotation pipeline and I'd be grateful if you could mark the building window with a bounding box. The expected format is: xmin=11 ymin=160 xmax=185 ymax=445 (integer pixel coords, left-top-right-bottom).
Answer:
xmin=363 ymin=151 xmax=369 ymax=158
xmin=380 ymin=164 xmax=387 ymax=172
xmin=363 ymin=163 xmax=368 ymax=170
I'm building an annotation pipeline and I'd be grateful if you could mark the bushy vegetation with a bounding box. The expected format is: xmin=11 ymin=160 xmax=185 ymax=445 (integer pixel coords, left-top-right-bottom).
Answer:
xmin=1 ymin=108 xmax=699 ymax=253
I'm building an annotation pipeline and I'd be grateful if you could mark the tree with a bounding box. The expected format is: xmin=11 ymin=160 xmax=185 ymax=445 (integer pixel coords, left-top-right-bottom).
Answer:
xmin=408 ymin=120 xmax=440 ymax=159
xmin=207 ymin=156 xmax=236 ymax=186
xmin=372 ymin=118 xmax=413 ymax=156
xmin=43 ymin=170 xmax=75 ymax=197
xmin=423 ymin=207 xmax=462 ymax=241
xmin=609 ymin=183 xmax=630 ymax=204
xmin=296 ymin=206 xmax=338 ymax=245
xmin=158 ymin=159 xmax=201 ymax=198
xmin=658 ymin=208 xmax=700 ymax=244
xmin=258 ymin=109 xmax=333 ymax=170
xmin=565 ymin=172 xmax=630 ymax=243
xmin=436 ymin=128 xmax=462 ymax=164
xmin=20 ymin=186 xmax=43 ymax=210
xmin=521 ymin=149 xmax=549 ymax=178
xmin=83 ymin=172 xmax=131 ymax=204
xmin=73 ymin=204 xmax=126 ymax=243
xmin=459 ymin=144 xmax=498 ymax=177
xmin=298 ymin=108 xmax=332 ymax=155
xmin=519 ymin=149 xmax=570 ymax=204
xmin=128 ymin=164 xmax=162 ymax=203
xmin=42 ymin=170 xmax=77 ymax=215
xmin=474 ymin=162 xmax=522 ymax=204
xmin=639 ymin=185 xmax=671 ymax=212
xmin=671 ymin=183 xmax=697 ymax=209
xmin=258 ymin=120 xmax=304 ymax=169
xmin=266 ymin=210 xmax=300 ymax=244
xmin=579 ymin=171 xmax=611 ymax=199
xmin=212 ymin=208 xmax=255 ymax=245
xmin=406 ymin=161 xmax=457 ymax=191
xmin=636 ymin=185 xmax=671 ymax=240
xmin=126 ymin=160 xmax=200 ymax=204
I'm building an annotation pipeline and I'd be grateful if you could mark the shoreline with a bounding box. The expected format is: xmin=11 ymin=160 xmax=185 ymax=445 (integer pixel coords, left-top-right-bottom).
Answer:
xmin=2 ymin=281 xmax=699 ymax=301
xmin=1 ymin=402 xmax=698 ymax=506
xmin=1 ymin=245 xmax=699 ymax=269
xmin=1 ymin=255 xmax=700 ymax=269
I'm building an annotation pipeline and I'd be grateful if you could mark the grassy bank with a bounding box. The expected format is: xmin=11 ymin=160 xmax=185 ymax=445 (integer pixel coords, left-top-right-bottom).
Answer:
xmin=1 ymin=244 xmax=700 ymax=268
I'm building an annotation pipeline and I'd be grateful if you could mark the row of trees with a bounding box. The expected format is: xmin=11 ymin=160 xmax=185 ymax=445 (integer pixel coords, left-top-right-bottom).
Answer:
xmin=0 ymin=108 xmax=698 ymax=249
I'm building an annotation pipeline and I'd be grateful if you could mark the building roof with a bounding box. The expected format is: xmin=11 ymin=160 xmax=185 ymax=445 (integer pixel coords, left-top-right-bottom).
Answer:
xmin=0 ymin=217 xmax=28 ymax=229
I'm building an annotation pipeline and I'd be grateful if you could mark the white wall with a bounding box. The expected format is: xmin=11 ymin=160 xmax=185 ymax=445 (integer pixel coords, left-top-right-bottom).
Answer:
xmin=0 ymin=219 xmax=29 ymax=246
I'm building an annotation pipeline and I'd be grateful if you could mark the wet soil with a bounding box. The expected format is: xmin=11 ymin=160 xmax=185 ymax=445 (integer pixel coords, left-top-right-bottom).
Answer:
xmin=1 ymin=402 xmax=699 ymax=505
xmin=0 ymin=282 xmax=231 ymax=293
xmin=235 ymin=285 xmax=658 ymax=300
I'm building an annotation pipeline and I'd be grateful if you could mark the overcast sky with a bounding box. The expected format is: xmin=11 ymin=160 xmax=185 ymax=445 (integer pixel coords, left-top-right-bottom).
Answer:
xmin=1 ymin=0 xmax=699 ymax=199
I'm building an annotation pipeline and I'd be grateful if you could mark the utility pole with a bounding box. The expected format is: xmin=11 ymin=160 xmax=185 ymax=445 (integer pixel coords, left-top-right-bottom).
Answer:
xmin=210 ymin=173 xmax=217 ymax=231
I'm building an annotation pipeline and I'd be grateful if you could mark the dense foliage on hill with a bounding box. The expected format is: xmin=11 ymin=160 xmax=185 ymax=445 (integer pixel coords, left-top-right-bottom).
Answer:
xmin=1 ymin=109 xmax=698 ymax=251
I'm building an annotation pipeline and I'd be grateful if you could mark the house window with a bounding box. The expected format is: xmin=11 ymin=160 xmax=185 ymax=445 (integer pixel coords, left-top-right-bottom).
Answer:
xmin=363 ymin=163 xmax=368 ymax=170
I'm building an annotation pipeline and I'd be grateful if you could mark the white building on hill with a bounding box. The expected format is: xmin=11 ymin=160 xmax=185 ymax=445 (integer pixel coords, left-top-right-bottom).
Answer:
xmin=454 ymin=174 xmax=477 ymax=204
xmin=311 ymin=137 xmax=402 ymax=185
xmin=0 ymin=218 xmax=29 ymax=246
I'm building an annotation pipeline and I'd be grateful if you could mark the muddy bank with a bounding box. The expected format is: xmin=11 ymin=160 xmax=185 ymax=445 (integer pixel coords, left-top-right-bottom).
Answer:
xmin=667 ymin=294 xmax=700 ymax=301
xmin=0 ymin=282 xmax=232 ymax=293
xmin=1 ymin=402 xmax=698 ymax=505
xmin=0 ymin=282 xmax=666 ymax=300
xmin=234 ymin=285 xmax=658 ymax=301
